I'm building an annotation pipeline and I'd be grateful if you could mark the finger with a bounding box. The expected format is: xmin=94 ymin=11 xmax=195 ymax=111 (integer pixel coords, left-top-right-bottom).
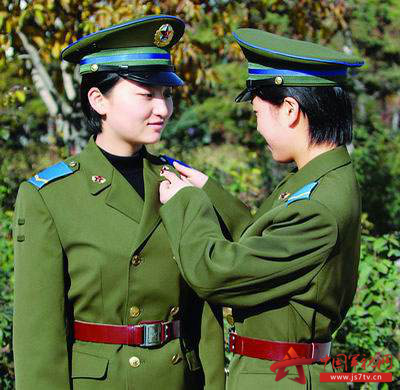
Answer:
xmin=159 ymin=180 xmax=170 ymax=191
xmin=173 ymin=161 xmax=195 ymax=176
xmin=161 ymin=170 xmax=181 ymax=183
xmin=181 ymin=176 xmax=191 ymax=184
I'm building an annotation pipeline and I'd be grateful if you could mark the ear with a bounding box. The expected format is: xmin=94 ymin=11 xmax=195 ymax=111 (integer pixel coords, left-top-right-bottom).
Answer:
xmin=87 ymin=87 xmax=107 ymax=115
xmin=282 ymin=97 xmax=301 ymax=128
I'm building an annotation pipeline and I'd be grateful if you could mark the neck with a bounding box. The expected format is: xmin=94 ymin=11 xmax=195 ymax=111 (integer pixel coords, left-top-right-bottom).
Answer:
xmin=95 ymin=132 xmax=143 ymax=156
xmin=294 ymin=142 xmax=337 ymax=169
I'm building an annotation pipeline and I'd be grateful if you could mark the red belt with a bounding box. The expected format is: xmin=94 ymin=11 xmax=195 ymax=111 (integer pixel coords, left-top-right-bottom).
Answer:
xmin=74 ymin=320 xmax=181 ymax=347
xmin=229 ymin=333 xmax=331 ymax=361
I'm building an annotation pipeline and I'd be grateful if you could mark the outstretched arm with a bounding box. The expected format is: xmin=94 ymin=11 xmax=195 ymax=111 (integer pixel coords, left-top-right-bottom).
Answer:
xmin=160 ymin=179 xmax=337 ymax=308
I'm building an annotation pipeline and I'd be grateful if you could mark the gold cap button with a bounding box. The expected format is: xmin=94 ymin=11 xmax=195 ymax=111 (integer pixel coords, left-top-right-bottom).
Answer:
xmin=69 ymin=161 xmax=77 ymax=167
xmin=129 ymin=356 xmax=140 ymax=368
xmin=171 ymin=354 xmax=182 ymax=365
xmin=131 ymin=254 xmax=142 ymax=266
xmin=170 ymin=306 xmax=180 ymax=316
xmin=226 ymin=314 xmax=235 ymax=326
xmin=274 ymin=76 xmax=283 ymax=85
xmin=90 ymin=64 xmax=99 ymax=72
xmin=129 ymin=306 xmax=141 ymax=318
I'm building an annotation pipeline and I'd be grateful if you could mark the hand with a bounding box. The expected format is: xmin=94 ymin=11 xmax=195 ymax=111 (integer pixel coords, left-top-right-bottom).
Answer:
xmin=172 ymin=161 xmax=209 ymax=189
xmin=159 ymin=169 xmax=193 ymax=204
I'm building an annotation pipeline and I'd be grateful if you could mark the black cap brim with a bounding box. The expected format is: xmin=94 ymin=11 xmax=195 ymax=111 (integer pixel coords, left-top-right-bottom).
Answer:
xmin=235 ymin=87 xmax=253 ymax=103
xmin=122 ymin=71 xmax=184 ymax=87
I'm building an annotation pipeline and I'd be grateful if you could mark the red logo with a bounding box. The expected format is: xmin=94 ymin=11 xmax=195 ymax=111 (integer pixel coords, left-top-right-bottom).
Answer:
xmin=270 ymin=347 xmax=315 ymax=384
xmin=269 ymin=350 xmax=394 ymax=384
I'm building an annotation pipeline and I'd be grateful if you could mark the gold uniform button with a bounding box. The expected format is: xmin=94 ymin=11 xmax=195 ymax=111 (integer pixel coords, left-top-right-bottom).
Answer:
xmin=171 ymin=354 xmax=182 ymax=365
xmin=129 ymin=306 xmax=141 ymax=318
xmin=170 ymin=306 xmax=180 ymax=316
xmin=129 ymin=356 xmax=140 ymax=368
xmin=69 ymin=161 xmax=77 ymax=168
xmin=131 ymin=254 xmax=142 ymax=266
xmin=226 ymin=314 xmax=235 ymax=326
xmin=274 ymin=76 xmax=283 ymax=85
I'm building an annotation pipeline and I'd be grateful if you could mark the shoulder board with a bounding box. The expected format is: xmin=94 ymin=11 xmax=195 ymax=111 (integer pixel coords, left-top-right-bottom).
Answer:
xmin=159 ymin=155 xmax=191 ymax=168
xmin=28 ymin=161 xmax=74 ymax=189
xmin=286 ymin=181 xmax=319 ymax=206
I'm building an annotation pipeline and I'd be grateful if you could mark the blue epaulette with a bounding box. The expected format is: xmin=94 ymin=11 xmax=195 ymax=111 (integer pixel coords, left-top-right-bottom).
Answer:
xmin=286 ymin=181 xmax=319 ymax=205
xmin=28 ymin=161 xmax=74 ymax=189
xmin=160 ymin=155 xmax=191 ymax=168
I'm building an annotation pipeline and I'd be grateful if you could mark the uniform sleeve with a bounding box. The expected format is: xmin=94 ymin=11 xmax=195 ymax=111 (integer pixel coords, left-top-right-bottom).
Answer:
xmin=198 ymin=302 xmax=226 ymax=390
xmin=202 ymin=178 xmax=253 ymax=240
xmin=160 ymin=187 xmax=338 ymax=308
xmin=13 ymin=182 xmax=70 ymax=389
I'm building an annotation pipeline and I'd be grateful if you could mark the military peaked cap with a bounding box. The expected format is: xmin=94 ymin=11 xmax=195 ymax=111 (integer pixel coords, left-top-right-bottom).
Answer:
xmin=233 ymin=28 xmax=364 ymax=102
xmin=61 ymin=15 xmax=185 ymax=86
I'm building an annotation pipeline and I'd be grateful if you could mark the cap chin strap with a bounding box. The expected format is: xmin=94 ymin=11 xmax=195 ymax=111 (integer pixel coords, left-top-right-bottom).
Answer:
xmin=235 ymin=78 xmax=284 ymax=102
xmin=91 ymin=64 xmax=175 ymax=73
xmin=247 ymin=79 xmax=282 ymax=87
xmin=120 ymin=73 xmax=162 ymax=85
xmin=86 ymin=65 xmax=179 ymax=86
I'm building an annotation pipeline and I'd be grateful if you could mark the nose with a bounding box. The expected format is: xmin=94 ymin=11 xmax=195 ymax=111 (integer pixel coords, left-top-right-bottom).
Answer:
xmin=153 ymin=97 xmax=170 ymax=119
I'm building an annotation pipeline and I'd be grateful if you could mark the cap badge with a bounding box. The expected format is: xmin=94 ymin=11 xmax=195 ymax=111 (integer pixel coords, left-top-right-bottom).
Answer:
xmin=92 ymin=175 xmax=106 ymax=184
xmin=154 ymin=24 xmax=174 ymax=47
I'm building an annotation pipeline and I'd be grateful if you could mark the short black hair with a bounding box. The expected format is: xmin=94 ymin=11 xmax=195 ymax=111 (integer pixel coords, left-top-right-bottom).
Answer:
xmin=80 ymin=72 xmax=121 ymax=135
xmin=254 ymin=86 xmax=353 ymax=146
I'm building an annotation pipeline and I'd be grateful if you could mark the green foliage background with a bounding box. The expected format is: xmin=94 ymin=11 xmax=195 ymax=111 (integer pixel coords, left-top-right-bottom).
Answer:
xmin=1 ymin=0 xmax=399 ymax=388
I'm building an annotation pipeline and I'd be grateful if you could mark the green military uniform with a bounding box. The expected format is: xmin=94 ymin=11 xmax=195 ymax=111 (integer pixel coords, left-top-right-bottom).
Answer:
xmin=13 ymin=15 xmax=226 ymax=390
xmin=13 ymin=138 xmax=227 ymax=389
xmin=159 ymin=29 xmax=364 ymax=389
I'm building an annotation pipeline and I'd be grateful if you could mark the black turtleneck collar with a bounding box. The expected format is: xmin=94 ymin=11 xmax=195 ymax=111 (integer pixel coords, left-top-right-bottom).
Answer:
xmin=98 ymin=145 xmax=145 ymax=199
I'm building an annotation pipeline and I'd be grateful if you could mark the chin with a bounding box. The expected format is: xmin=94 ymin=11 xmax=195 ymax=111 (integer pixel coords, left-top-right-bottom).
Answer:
xmin=142 ymin=134 xmax=162 ymax=145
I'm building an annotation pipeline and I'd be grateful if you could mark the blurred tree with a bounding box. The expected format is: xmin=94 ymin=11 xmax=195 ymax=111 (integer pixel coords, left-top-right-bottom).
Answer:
xmin=0 ymin=0 xmax=346 ymax=148
xmin=346 ymin=0 xmax=400 ymax=233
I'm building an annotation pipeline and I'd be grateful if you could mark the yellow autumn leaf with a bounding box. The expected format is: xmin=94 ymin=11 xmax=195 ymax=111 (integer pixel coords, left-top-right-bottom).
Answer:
xmin=14 ymin=90 xmax=26 ymax=104
xmin=34 ymin=10 xmax=45 ymax=26
xmin=6 ymin=19 xmax=12 ymax=33
xmin=32 ymin=36 xmax=46 ymax=48
xmin=51 ymin=41 xmax=61 ymax=59
xmin=33 ymin=3 xmax=45 ymax=11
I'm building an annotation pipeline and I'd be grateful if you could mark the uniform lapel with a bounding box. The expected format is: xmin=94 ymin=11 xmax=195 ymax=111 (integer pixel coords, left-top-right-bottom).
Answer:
xmin=254 ymin=172 xmax=294 ymax=219
xmin=79 ymin=137 xmax=143 ymax=223
xmin=131 ymin=155 xmax=164 ymax=252
xmin=105 ymin=170 xmax=143 ymax=223
xmin=284 ymin=146 xmax=351 ymax=194
xmin=254 ymin=146 xmax=352 ymax=218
